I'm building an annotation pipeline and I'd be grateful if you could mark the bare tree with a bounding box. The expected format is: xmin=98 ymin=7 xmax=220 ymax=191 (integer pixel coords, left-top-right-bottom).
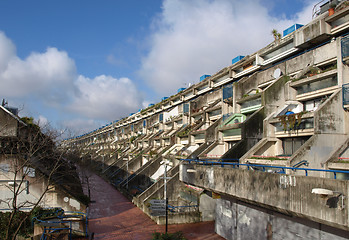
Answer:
xmin=0 ymin=116 xmax=86 ymax=240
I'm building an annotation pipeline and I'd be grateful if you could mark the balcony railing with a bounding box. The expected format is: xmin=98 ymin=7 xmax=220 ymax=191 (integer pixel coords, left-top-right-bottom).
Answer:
xmin=343 ymin=83 xmax=349 ymax=107
xmin=342 ymin=35 xmax=349 ymax=61
xmin=182 ymin=159 xmax=349 ymax=179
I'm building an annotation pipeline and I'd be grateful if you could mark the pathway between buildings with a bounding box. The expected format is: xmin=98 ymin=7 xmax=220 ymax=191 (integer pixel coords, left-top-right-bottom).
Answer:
xmin=82 ymin=169 xmax=224 ymax=240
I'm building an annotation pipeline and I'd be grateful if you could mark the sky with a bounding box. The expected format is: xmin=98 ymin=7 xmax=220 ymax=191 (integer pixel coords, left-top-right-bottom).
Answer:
xmin=0 ymin=0 xmax=317 ymax=137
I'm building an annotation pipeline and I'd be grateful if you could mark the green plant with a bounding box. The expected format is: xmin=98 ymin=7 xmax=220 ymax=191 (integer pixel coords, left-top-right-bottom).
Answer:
xmin=277 ymin=111 xmax=307 ymax=131
xmin=271 ymin=29 xmax=281 ymax=42
xmin=223 ymin=97 xmax=233 ymax=105
xmin=149 ymin=150 xmax=157 ymax=158
xmin=0 ymin=211 xmax=32 ymax=239
xmin=129 ymin=136 xmax=137 ymax=143
xmin=288 ymin=114 xmax=296 ymax=129
xmin=308 ymin=66 xmax=321 ymax=75
xmin=152 ymin=231 xmax=187 ymax=240
xmin=177 ymin=128 xmax=191 ymax=137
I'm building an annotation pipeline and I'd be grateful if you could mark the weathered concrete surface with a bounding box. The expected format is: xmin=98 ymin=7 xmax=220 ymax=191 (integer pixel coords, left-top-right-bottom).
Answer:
xmin=216 ymin=196 xmax=349 ymax=240
xmin=180 ymin=164 xmax=349 ymax=232
xmin=84 ymin=169 xmax=224 ymax=239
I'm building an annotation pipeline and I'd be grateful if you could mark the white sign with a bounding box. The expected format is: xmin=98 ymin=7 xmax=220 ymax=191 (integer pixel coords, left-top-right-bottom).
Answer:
xmin=149 ymin=199 xmax=166 ymax=205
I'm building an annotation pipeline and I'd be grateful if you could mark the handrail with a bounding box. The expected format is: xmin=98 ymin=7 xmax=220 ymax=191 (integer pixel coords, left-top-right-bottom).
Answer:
xmin=32 ymin=209 xmax=88 ymax=239
xmin=292 ymin=160 xmax=309 ymax=168
xmin=181 ymin=159 xmax=349 ymax=179
xmin=167 ymin=204 xmax=199 ymax=212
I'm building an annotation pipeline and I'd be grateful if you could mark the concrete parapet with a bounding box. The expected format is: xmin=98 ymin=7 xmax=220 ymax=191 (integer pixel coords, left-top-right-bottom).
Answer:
xmin=180 ymin=164 xmax=349 ymax=231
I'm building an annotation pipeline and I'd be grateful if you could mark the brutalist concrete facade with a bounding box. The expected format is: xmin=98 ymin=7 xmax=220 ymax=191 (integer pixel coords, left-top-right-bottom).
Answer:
xmin=64 ymin=1 xmax=349 ymax=238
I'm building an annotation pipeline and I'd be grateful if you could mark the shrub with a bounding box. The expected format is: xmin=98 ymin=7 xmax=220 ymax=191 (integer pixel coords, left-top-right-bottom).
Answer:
xmin=152 ymin=231 xmax=187 ymax=240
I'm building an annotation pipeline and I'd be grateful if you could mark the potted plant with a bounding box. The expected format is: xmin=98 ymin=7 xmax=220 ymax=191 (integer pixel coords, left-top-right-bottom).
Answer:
xmin=328 ymin=2 xmax=336 ymax=16
xmin=271 ymin=29 xmax=281 ymax=43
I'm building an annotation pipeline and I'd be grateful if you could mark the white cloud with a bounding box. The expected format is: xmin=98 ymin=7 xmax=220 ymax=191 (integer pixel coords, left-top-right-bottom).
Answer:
xmin=0 ymin=31 xmax=144 ymax=133
xmin=0 ymin=0 xmax=317 ymax=135
xmin=0 ymin=32 xmax=16 ymax=72
xmin=61 ymin=118 xmax=102 ymax=137
xmin=139 ymin=0 xmax=316 ymax=96
xmin=0 ymin=33 xmax=77 ymax=103
xmin=294 ymin=0 xmax=318 ymax=25
xmin=69 ymin=75 xmax=142 ymax=121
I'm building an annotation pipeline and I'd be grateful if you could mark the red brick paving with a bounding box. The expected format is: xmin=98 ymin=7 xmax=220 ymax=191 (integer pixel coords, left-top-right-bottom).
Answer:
xmin=84 ymin=171 xmax=224 ymax=240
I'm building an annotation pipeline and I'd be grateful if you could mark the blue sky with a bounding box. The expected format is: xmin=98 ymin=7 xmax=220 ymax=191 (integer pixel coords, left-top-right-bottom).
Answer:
xmin=0 ymin=0 xmax=317 ymax=137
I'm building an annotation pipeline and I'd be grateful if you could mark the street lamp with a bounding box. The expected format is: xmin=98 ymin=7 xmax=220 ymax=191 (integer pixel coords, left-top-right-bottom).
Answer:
xmin=160 ymin=159 xmax=172 ymax=233
xmin=123 ymin=158 xmax=129 ymax=189
xmin=160 ymin=159 xmax=173 ymax=199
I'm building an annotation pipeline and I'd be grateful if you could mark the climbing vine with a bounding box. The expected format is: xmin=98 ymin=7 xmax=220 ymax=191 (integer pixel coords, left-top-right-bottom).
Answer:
xmin=278 ymin=111 xmax=307 ymax=131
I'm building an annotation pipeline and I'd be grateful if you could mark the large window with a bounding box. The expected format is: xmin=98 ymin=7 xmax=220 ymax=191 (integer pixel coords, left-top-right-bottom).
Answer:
xmin=223 ymin=83 xmax=233 ymax=100
xmin=295 ymin=77 xmax=337 ymax=95
xmin=263 ymin=41 xmax=294 ymax=60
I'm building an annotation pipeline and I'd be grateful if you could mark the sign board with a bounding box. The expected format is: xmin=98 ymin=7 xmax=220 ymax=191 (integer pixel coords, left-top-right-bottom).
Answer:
xmin=149 ymin=205 xmax=166 ymax=210
xmin=150 ymin=210 xmax=166 ymax=217
xmin=149 ymin=199 xmax=167 ymax=217
xmin=149 ymin=199 xmax=166 ymax=205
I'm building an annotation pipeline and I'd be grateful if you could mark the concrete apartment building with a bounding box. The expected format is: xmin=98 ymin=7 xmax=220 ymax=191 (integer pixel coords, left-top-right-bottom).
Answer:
xmin=63 ymin=1 xmax=349 ymax=239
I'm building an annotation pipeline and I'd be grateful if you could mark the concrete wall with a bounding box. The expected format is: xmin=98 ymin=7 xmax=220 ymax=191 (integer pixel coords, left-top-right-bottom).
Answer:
xmin=286 ymin=50 xmax=313 ymax=74
xmin=294 ymin=18 xmax=331 ymax=49
xmin=199 ymin=193 xmax=216 ymax=221
xmin=291 ymin=134 xmax=348 ymax=172
xmin=286 ymin=89 xmax=349 ymax=172
xmin=216 ymin=196 xmax=349 ymax=240
xmin=315 ymin=89 xmax=347 ymax=134
xmin=180 ymin=164 xmax=349 ymax=231
xmin=256 ymin=63 xmax=287 ymax=85
xmin=263 ymin=75 xmax=290 ymax=116
xmin=221 ymin=106 xmax=265 ymax=160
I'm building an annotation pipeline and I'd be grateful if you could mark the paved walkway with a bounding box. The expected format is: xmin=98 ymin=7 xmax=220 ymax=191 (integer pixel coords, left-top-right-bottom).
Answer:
xmin=81 ymin=169 xmax=224 ymax=240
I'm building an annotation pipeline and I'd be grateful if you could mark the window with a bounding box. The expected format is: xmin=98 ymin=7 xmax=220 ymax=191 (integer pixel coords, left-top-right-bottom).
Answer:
xmin=282 ymin=137 xmax=309 ymax=156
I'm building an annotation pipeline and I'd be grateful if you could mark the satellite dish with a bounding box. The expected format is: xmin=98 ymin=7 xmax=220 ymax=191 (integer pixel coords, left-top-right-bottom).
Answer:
xmin=64 ymin=197 xmax=69 ymax=202
xmin=273 ymin=68 xmax=282 ymax=79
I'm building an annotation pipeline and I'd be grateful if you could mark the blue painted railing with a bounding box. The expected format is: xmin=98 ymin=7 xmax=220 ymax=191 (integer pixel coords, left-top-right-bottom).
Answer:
xmin=167 ymin=205 xmax=199 ymax=213
xmin=343 ymin=83 xmax=349 ymax=107
xmin=292 ymin=160 xmax=309 ymax=168
xmin=32 ymin=208 xmax=88 ymax=239
xmin=341 ymin=35 xmax=349 ymax=61
xmin=181 ymin=159 xmax=349 ymax=179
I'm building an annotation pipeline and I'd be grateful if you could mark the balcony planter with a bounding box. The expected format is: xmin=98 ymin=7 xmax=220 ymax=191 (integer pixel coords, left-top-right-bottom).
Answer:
xmin=277 ymin=111 xmax=307 ymax=131
xmin=329 ymin=7 xmax=335 ymax=16
xmin=328 ymin=3 xmax=336 ymax=16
